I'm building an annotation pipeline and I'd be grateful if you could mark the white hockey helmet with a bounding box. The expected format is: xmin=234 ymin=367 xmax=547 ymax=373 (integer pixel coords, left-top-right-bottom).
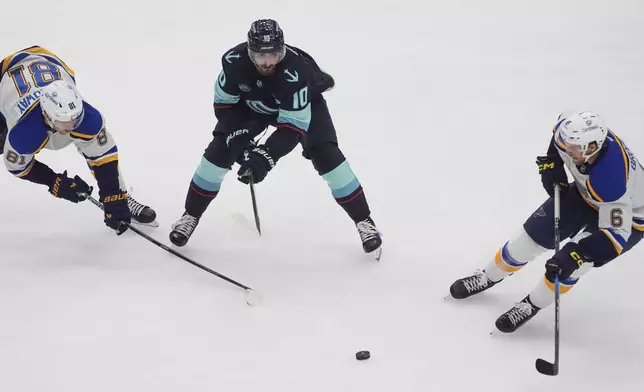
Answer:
xmin=554 ymin=111 xmax=608 ymax=162
xmin=39 ymin=80 xmax=84 ymax=131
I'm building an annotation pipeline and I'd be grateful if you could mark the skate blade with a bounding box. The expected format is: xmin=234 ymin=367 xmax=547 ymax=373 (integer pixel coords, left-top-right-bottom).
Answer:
xmin=373 ymin=246 xmax=383 ymax=261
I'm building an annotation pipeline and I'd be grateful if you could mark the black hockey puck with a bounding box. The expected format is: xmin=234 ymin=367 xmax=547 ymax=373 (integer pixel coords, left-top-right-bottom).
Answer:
xmin=355 ymin=350 xmax=370 ymax=360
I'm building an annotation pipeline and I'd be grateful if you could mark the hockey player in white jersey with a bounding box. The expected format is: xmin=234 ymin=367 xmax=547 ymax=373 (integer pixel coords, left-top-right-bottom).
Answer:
xmin=0 ymin=46 xmax=156 ymax=234
xmin=449 ymin=111 xmax=644 ymax=333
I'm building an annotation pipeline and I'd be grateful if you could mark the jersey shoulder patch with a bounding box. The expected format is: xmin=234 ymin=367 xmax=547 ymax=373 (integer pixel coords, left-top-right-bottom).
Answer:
xmin=282 ymin=67 xmax=301 ymax=84
xmin=273 ymin=55 xmax=312 ymax=100
xmin=221 ymin=42 xmax=247 ymax=65
xmin=280 ymin=51 xmax=312 ymax=80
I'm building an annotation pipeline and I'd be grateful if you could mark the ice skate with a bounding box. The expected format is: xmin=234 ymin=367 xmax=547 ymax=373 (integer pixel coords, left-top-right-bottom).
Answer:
xmin=169 ymin=212 xmax=200 ymax=247
xmin=128 ymin=195 xmax=158 ymax=227
xmin=495 ymin=296 xmax=541 ymax=333
xmin=449 ymin=270 xmax=500 ymax=299
xmin=356 ymin=216 xmax=382 ymax=260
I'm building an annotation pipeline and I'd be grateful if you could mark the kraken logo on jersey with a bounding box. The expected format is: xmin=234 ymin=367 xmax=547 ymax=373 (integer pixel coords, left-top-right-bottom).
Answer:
xmin=245 ymin=100 xmax=278 ymax=115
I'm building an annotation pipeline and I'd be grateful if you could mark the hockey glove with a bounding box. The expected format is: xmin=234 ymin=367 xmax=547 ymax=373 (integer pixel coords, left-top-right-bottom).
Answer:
xmin=536 ymin=155 xmax=568 ymax=197
xmin=237 ymin=146 xmax=275 ymax=184
xmin=49 ymin=171 xmax=91 ymax=203
xmin=235 ymin=139 xmax=257 ymax=166
xmin=102 ymin=192 xmax=131 ymax=235
xmin=545 ymin=242 xmax=587 ymax=282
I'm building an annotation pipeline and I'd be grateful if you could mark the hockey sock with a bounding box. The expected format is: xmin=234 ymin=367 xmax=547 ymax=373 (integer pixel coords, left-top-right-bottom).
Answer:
xmin=322 ymin=159 xmax=370 ymax=222
xmin=185 ymin=156 xmax=229 ymax=217
xmin=308 ymin=143 xmax=371 ymax=223
xmin=528 ymin=262 xmax=593 ymax=308
xmin=484 ymin=228 xmax=548 ymax=282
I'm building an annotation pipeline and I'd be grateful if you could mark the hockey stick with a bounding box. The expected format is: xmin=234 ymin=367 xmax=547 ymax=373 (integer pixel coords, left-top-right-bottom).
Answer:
xmin=248 ymin=173 xmax=262 ymax=235
xmin=243 ymin=150 xmax=262 ymax=236
xmin=82 ymin=193 xmax=263 ymax=306
xmin=535 ymin=183 xmax=561 ymax=375
xmin=85 ymin=187 xmax=159 ymax=228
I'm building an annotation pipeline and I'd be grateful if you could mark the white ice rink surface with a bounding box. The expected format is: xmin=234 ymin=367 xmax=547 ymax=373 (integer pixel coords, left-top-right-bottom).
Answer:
xmin=1 ymin=1 xmax=644 ymax=391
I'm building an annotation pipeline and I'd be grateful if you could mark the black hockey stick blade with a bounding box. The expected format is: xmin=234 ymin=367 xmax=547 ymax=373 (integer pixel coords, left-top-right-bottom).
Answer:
xmin=80 ymin=192 xmax=262 ymax=305
xmin=535 ymin=358 xmax=558 ymax=376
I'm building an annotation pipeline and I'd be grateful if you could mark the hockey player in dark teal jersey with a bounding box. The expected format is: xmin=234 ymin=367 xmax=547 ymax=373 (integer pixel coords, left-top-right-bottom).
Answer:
xmin=169 ymin=19 xmax=382 ymax=259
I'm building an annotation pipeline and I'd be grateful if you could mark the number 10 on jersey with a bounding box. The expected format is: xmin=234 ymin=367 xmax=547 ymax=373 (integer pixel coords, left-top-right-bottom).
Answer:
xmin=293 ymin=86 xmax=308 ymax=110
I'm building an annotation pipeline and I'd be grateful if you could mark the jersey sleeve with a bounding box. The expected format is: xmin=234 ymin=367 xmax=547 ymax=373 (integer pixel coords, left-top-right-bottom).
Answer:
xmin=3 ymin=135 xmax=56 ymax=186
xmin=72 ymin=102 xmax=116 ymax=165
xmin=577 ymin=146 xmax=632 ymax=265
xmin=72 ymin=102 xmax=124 ymax=195
xmin=3 ymin=107 xmax=50 ymax=180
xmin=4 ymin=136 xmax=39 ymax=179
xmin=274 ymin=67 xmax=311 ymax=135
xmin=213 ymin=54 xmax=243 ymax=123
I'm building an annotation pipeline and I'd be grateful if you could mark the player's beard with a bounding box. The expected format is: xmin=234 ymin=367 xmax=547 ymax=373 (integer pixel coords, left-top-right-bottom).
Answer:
xmin=255 ymin=63 xmax=276 ymax=76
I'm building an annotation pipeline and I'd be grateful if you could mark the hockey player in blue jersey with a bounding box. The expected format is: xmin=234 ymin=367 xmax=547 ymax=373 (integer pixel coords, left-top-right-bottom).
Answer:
xmin=449 ymin=111 xmax=644 ymax=333
xmin=168 ymin=19 xmax=382 ymax=258
xmin=0 ymin=46 xmax=156 ymax=234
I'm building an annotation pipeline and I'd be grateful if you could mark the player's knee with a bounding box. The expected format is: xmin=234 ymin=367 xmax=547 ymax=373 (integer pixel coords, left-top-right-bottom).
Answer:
xmin=523 ymin=219 xmax=557 ymax=250
xmin=209 ymin=123 xmax=260 ymax=168
xmin=307 ymin=142 xmax=345 ymax=175
xmin=225 ymin=128 xmax=254 ymax=152
xmin=505 ymin=228 xmax=549 ymax=263
xmin=204 ymin=134 xmax=242 ymax=169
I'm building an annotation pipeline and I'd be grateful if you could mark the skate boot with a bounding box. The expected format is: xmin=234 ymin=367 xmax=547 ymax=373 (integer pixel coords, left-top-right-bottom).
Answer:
xmin=449 ymin=270 xmax=500 ymax=299
xmin=495 ymin=296 xmax=541 ymax=333
xmin=356 ymin=216 xmax=382 ymax=259
xmin=128 ymin=195 xmax=157 ymax=225
xmin=169 ymin=212 xmax=200 ymax=247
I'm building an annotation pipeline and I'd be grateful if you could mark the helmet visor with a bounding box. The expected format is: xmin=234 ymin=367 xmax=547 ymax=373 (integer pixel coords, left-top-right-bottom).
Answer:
xmin=53 ymin=110 xmax=85 ymax=132
xmin=555 ymin=132 xmax=584 ymax=160
xmin=248 ymin=47 xmax=285 ymax=66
